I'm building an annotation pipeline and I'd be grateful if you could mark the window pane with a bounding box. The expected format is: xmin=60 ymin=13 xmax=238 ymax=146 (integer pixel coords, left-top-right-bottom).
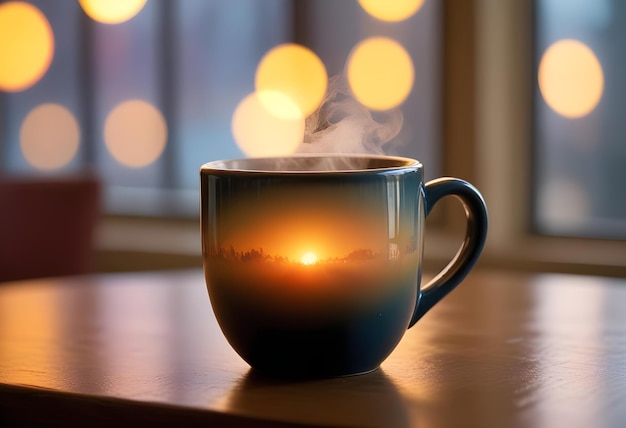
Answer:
xmin=100 ymin=0 xmax=292 ymax=215
xmin=92 ymin=0 xmax=168 ymax=214
xmin=534 ymin=0 xmax=626 ymax=238
xmin=303 ymin=0 xmax=442 ymax=179
xmin=174 ymin=0 xmax=291 ymax=190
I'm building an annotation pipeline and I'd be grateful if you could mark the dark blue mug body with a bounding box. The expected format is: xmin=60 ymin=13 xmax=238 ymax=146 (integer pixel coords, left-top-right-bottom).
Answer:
xmin=200 ymin=155 xmax=487 ymax=378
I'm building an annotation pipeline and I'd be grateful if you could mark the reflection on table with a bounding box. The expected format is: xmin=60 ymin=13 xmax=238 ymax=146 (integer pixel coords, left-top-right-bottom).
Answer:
xmin=1 ymin=269 xmax=626 ymax=427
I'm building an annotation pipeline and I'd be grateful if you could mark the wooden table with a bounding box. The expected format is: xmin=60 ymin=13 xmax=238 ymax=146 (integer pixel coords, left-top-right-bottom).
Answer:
xmin=1 ymin=269 xmax=626 ymax=428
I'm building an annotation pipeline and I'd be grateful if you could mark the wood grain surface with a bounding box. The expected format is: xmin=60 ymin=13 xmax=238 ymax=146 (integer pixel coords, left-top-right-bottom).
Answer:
xmin=1 ymin=269 xmax=625 ymax=427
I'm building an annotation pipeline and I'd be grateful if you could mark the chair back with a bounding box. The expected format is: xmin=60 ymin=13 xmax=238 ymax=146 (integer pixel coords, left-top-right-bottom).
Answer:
xmin=0 ymin=176 xmax=100 ymax=282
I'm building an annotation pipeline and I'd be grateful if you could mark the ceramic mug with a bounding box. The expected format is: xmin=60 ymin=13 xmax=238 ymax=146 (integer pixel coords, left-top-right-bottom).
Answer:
xmin=200 ymin=155 xmax=488 ymax=378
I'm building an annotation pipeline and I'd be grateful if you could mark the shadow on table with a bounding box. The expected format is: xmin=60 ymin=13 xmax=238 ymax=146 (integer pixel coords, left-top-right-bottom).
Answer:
xmin=221 ymin=367 xmax=413 ymax=428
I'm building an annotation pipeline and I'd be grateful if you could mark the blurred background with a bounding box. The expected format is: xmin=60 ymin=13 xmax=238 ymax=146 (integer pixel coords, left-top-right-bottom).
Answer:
xmin=1 ymin=0 xmax=625 ymax=279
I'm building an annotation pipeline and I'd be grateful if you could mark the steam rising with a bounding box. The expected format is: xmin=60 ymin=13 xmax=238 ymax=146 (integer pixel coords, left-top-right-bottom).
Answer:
xmin=298 ymin=75 xmax=404 ymax=155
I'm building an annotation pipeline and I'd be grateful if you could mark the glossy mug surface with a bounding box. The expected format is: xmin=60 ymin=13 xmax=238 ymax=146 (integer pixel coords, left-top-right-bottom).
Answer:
xmin=200 ymin=155 xmax=488 ymax=378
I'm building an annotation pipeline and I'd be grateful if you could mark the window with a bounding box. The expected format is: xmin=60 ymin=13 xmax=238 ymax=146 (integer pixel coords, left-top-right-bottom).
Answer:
xmin=1 ymin=0 xmax=293 ymax=217
xmin=534 ymin=0 xmax=626 ymax=239
xmin=474 ymin=0 xmax=626 ymax=275
xmin=3 ymin=0 xmax=624 ymax=275
xmin=0 ymin=0 xmax=441 ymax=217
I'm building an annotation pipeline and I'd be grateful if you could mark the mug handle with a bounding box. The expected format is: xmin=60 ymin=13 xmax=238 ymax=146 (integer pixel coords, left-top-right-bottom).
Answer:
xmin=408 ymin=177 xmax=488 ymax=327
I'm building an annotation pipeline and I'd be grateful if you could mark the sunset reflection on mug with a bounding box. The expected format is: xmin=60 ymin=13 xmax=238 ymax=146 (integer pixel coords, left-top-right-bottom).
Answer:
xmin=203 ymin=178 xmax=421 ymax=309
xmin=300 ymin=252 xmax=318 ymax=266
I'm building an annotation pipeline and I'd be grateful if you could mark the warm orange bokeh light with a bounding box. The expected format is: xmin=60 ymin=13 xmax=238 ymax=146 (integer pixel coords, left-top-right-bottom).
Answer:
xmin=219 ymin=186 xmax=389 ymax=262
xmin=20 ymin=103 xmax=80 ymax=170
xmin=255 ymin=43 xmax=328 ymax=118
xmin=300 ymin=252 xmax=318 ymax=265
xmin=538 ymin=39 xmax=604 ymax=118
xmin=358 ymin=0 xmax=424 ymax=22
xmin=256 ymin=90 xmax=305 ymax=121
xmin=78 ymin=0 xmax=147 ymax=24
xmin=347 ymin=37 xmax=414 ymax=111
xmin=104 ymin=100 xmax=167 ymax=168
xmin=0 ymin=2 xmax=54 ymax=92
xmin=231 ymin=91 xmax=304 ymax=157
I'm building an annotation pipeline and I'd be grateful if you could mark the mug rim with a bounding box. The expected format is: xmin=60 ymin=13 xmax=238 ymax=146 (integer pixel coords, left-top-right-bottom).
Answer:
xmin=200 ymin=154 xmax=422 ymax=174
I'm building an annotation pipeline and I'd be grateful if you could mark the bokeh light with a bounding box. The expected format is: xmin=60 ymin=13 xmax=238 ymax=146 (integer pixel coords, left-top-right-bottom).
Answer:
xmin=358 ymin=0 xmax=424 ymax=22
xmin=538 ymin=39 xmax=604 ymax=118
xmin=104 ymin=100 xmax=167 ymax=168
xmin=78 ymin=0 xmax=147 ymax=24
xmin=255 ymin=43 xmax=328 ymax=118
xmin=232 ymin=91 xmax=305 ymax=157
xmin=0 ymin=1 xmax=54 ymax=92
xmin=347 ymin=37 xmax=414 ymax=111
xmin=255 ymin=90 xmax=304 ymax=121
xmin=20 ymin=103 xmax=80 ymax=171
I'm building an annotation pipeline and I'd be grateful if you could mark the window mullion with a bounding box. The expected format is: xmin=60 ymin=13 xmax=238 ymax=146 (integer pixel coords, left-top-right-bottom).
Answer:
xmin=158 ymin=0 xmax=176 ymax=190
xmin=79 ymin=8 xmax=96 ymax=168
